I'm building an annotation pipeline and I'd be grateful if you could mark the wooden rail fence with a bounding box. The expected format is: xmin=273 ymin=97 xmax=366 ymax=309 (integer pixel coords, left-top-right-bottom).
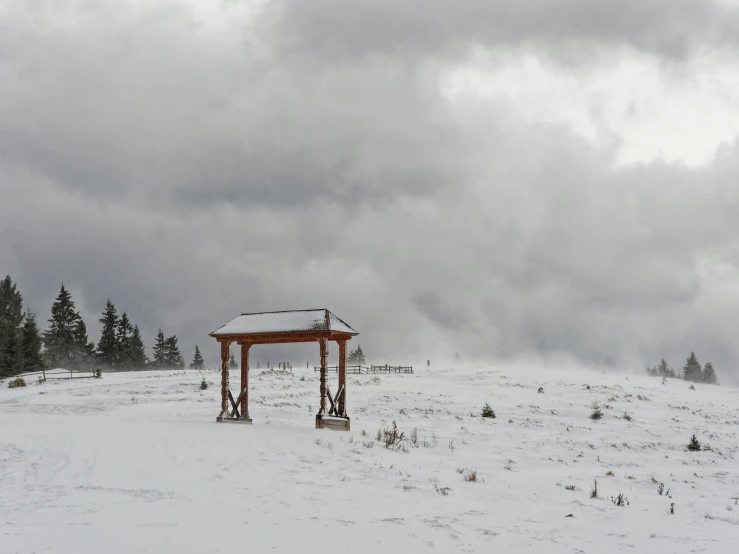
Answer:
xmin=15 ymin=368 xmax=98 ymax=381
xmin=313 ymin=364 xmax=413 ymax=374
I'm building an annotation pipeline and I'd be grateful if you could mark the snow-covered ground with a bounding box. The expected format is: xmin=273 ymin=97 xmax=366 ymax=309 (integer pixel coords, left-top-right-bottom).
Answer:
xmin=1 ymin=363 xmax=738 ymax=553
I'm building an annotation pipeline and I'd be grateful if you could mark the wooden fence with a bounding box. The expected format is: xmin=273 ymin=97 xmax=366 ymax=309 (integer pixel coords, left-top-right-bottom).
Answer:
xmin=313 ymin=364 xmax=413 ymax=374
xmin=16 ymin=368 xmax=98 ymax=381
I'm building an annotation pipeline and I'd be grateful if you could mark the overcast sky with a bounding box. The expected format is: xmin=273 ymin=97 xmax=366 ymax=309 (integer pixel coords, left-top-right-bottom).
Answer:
xmin=2 ymin=0 xmax=739 ymax=380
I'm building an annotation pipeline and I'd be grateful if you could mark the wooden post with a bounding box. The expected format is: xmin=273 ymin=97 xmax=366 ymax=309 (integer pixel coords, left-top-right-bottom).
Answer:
xmin=319 ymin=338 xmax=327 ymax=415
xmin=240 ymin=342 xmax=251 ymax=421
xmin=338 ymin=339 xmax=347 ymax=416
xmin=219 ymin=340 xmax=230 ymax=420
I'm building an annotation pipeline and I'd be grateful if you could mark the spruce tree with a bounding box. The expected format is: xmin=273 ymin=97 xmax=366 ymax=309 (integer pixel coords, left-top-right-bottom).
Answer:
xmin=21 ymin=309 xmax=44 ymax=372
xmin=44 ymin=285 xmax=86 ymax=368
xmin=96 ymin=300 xmax=119 ymax=369
xmin=128 ymin=325 xmax=148 ymax=369
xmin=0 ymin=276 xmax=24 ymax=378
xmin=116 ymin=312 xmax=134 ymax=370
xmin=228 ymin=353 xmax=237 ymax=369
xmin=658 ymin=359 xmax=670 ymax=377
xmin=164 ymin=335 xmax=184 ymax=369
xmin=152 ymin=329 xmax=166 ymax=369
xmin=190 ymin=344 xmax=205 ymax=369
xmin=682 ymin=352 xmax=702 ymax=382
xmin=73 ymin=317 xmax=95 ymax=369
xmin=1 ymin=328 xmax=22 ymax=377
xmin=353 ymin=345 xmax=366 ymax=364
xmin=702 ymin=362 xmax=718 ymax=385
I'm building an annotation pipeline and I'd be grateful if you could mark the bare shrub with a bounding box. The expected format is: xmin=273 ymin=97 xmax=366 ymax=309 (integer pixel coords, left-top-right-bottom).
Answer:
xmin=622 ymin=411 xmax=632 ymax=421
xmin=410 ymin=428 xmax=419 ymax=448
xmin=463 ymin=469 xmax=478 ymax=482
xmin=605 ymin=471 xmax=615 ymax=477
xmin=379 ymin=421 xmax=406 ymax=450
xmin=565 ymin=485 xmax=576 ymax=491
xmin=611 ymin=492 xmax=629 ymax=506
xmin=362 ymin=440 xmax=374 ymax=449
xmin=434 ymin=485 xmax=451 ymax=496
xmin=590 ymin=479 xmax=599 ymax=499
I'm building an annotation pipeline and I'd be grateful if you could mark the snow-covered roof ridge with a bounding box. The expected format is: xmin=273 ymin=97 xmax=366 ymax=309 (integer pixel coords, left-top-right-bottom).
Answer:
xmin=210 ymin=309 xmax=358 ymax=337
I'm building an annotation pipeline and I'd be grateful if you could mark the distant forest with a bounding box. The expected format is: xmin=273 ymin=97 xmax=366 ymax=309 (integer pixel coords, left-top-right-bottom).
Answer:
xmin=0 ymin=275 xmax=205 ymax=379
xmin=646 ymin=353 xmax=719 ymax=385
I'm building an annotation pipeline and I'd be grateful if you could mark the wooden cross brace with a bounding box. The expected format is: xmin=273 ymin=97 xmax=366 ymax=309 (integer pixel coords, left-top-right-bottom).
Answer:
xmin=326 ymin=384 xmax=345 ymax=417
xmin=228 ymin=385 xmax=248 ymax=418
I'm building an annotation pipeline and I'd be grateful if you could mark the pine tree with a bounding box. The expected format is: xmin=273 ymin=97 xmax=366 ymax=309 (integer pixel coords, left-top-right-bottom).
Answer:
xmin=190 ymin=344 xmax=204 ymax=369
xmin=116 ymin=312 xmax=134 ymax=370
xmin=128 ymin=325 xmax=148 ymax=369
xmin=0 ymin=276 xmax=24 ymax=378
xmin=353 ymin=345 xmax=366 ymax=364
xmin=164 ymin=335 xmax=184 ymax=369
xmin=20 ymin=309 xmax=44 ymax=372
xmin=682 ymin=352 xmax=702 ymax=382
xmin=96 ymin=300 xmax=119 ymax=369
xmin=702 ymin=362 xmax=718 ymax=385
xmin=152 ymin=329 xmax=166 ymax=369
xmin=481 ymin=402 xmax=496 ymax=418
xmin=73 ymin=317 xmax=95 ymax=369
xmin=44 ymin=284 xmax=89 ymax=369
xmin=228 ymin=353 xmax=237 ymax=369
xmin=658 ymin=359 xmax=670 ymax=377
xmin=1 ymin=328 xmax=22 ymax=377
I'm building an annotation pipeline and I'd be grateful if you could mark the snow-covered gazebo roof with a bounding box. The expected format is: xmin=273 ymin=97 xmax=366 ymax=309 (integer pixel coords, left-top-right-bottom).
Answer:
xmin=210 ymin=309 xmax=357 ymax=340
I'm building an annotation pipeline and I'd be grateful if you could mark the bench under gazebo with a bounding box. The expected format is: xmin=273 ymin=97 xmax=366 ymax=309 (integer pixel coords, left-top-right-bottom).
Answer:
xmin=209 ymin=309 xmax=358 ymax=430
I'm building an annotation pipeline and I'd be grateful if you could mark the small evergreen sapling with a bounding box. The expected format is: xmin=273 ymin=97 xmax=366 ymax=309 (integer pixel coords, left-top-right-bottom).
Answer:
xmin=481 ymin=402 xmax=496 ymax=418
xmin=687 ymin=434 xmax=701 ymax=451
xmin=190 ymin=344 xmax=205 ymax=370
xmin=200 ymin=377 xmax=208 ymax=390
xmin=590 ymin=401 xmax=603 ymax=420
xmin=8 ymin=376 xmax=26 ymax=388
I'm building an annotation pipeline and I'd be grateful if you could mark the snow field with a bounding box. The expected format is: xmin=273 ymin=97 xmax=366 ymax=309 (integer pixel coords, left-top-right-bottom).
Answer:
xmin=1 ymin=364 xmax=738 ymax=553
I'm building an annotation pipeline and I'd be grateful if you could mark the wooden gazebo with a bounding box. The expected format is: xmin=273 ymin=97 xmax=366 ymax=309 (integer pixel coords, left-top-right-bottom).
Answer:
xmin=209 ymin=309 xmax=358 ymax=430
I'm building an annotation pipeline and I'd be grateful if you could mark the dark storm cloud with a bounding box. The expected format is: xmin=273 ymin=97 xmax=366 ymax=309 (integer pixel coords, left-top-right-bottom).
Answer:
xmin=2 ymin=0 xmax=739 ymax=381
xmin=270 ymin=0 xmax=739 ymax=61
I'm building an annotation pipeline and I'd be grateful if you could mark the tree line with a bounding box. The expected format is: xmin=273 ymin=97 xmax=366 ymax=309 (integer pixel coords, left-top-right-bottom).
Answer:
xmin=646 ymin=352 xmax=719 ymax=385
xmin=0 ymin=276 xmax=205 ymax=378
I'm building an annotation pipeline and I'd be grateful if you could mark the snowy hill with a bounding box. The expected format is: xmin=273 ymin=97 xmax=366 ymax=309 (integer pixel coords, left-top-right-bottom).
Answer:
xmin=1 ymin=364 xmax=738 ymax=553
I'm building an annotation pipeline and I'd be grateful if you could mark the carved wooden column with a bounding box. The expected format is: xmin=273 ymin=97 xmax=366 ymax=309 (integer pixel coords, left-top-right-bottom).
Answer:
xmin=240 ymin=342 xmax=251 ymax=421
xmin=319 ymin=337 xmax=328 ymax=415
xmin=338 ymin=339 xmax=347 ymax=416
xmin=218 ymin=340 xmax=230 ymax=420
